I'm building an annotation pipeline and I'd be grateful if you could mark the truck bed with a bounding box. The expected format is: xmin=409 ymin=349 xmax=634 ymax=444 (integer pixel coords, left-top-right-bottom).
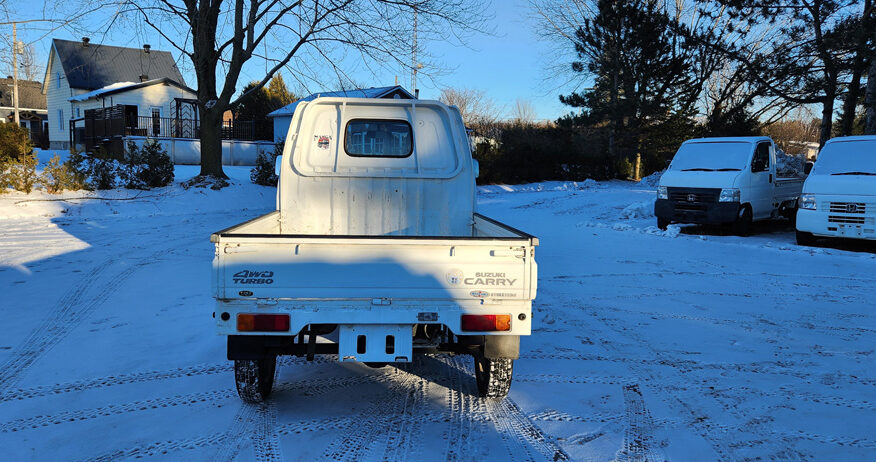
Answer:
xmin=211 ymin=211 xmax=538 ymax=303
xmin=775 ymin=177 xmax=805 ymax=202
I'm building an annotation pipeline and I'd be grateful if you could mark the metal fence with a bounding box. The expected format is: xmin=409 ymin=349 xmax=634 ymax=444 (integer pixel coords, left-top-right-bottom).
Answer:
xmin=131 ymin=116 xmax=271 ymax=141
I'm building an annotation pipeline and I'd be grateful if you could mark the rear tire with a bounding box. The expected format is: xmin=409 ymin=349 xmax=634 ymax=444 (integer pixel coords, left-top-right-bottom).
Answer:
xmin=796 ymin=230 xmax=816 ymax=247
xmin=474 ymin=354 xmax=513 ymax=399
xmin=657 ymin=217 xmax=670 ymax=230
xmin=732 ymin=206 xmax=753 ymax=236
xmin=234 ymin=356 xmax=277 ymax=403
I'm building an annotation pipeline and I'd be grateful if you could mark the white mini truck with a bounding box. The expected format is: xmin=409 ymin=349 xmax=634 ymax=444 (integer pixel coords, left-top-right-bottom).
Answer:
xmin=796 ymin=136 xmax=876 ymax=245
xmin=655 ymin=137 xmax=805 ymax=235
xmin=212 ymin=98 xmax=538 ymax=402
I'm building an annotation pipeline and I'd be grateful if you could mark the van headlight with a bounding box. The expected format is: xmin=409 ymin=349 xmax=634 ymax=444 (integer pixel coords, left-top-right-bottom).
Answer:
xmin=657 ymin=186 xmax=668 ymax=200
xmin=799 ymin=194 xmax=816 ymax=210
xmin=719 ymin=188 xmax=740 ymax=202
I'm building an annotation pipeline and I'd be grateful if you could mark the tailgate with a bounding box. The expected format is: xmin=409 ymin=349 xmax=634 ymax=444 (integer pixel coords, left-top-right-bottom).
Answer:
xmin=213 ymin=224 xmax=537 ymax=303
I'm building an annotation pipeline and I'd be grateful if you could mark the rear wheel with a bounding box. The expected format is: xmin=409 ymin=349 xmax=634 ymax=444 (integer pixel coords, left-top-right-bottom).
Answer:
xmin=732 ymin=206 xmax=753 ymax=236
xmin=796 ymin=230 xmax=816 ymax=247
xmin=234 ymin=356 xmax=277 ymax=403
xmin=474 ymin=354 xmax=513 ymax=399
xmin=657 ymin=217 xmax=670 ymax=230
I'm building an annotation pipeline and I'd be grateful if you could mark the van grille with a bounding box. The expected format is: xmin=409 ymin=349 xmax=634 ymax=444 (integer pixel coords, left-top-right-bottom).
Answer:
xmin=829 ymin=202 xmax=866 ymax=214
xmin=828 ymin=215 xmax=867 ymax=225
xmin=668 ymin=189 xmax=719 ymax=204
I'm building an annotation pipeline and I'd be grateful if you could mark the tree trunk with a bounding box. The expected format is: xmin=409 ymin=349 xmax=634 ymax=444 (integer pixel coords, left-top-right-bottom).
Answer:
xmin=867 ymin=30 xmax=876 ymax=134
xmin=819 ymin=92 xmax=835 ymax=148
xmin=839 ymin=0 xmax=872 ymax=136
xmin=199 ymin=107 xmax=226 ymax=177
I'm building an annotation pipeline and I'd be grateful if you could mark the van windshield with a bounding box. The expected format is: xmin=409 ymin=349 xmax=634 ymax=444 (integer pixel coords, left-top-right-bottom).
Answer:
xmin=669 ymin=142 xmax=751 ymax=172
xmin=812 ymin=140 xmax=876 ymax=176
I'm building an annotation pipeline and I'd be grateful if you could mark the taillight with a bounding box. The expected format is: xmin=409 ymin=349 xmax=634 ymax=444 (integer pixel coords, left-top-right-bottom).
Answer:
xmin=460 ymin=314 xmax=511 ymax=332
xmin=237 ymin=314 xmax=290 ymax=332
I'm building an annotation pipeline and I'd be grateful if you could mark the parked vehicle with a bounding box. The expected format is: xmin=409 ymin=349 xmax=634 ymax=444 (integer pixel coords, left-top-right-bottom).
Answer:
xmin=796 ymin=136 xmax=876 ymax=245
xmin=655 ymin=137 xmax=805 ymax=235
xmin=212 ymin=98 xmax=538 ymax=402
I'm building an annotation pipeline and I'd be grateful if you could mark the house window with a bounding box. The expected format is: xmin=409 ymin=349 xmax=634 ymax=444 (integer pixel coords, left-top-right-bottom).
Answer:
xmin=75 ymin=107 xmax=80 ymax=118
xmin=344 ymin=119 xmax=413 ymax=158
xmin=56 ymin=72 xmax=61 ymax=88
xmin=58 ymin=109 xmax=63 ymax=131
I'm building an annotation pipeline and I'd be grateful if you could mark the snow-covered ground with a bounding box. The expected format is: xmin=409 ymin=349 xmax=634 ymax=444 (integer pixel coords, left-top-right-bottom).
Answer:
xmin=1 ymin=169 xmax=874 ymax=461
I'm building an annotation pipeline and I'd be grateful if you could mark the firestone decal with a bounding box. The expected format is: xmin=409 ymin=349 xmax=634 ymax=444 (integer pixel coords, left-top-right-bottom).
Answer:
xmin=233 ymin=270 xmax=274 ymax=284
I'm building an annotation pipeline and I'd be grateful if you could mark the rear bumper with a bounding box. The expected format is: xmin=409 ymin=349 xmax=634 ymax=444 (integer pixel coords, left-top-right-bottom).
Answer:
xmin=797 ymin=208 xmax=876 ymax=240
xmin=655 ymin=199 xmax=740 ymax=225
xmin=214 ymin=299 xmax=532 ymax=337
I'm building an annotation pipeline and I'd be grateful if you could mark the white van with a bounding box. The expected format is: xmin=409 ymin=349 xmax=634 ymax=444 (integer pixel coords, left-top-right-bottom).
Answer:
xmin=655 ymin=137 xmax=804 ymax=235
xmin=796 ymin=136 xmax=876 ymax=245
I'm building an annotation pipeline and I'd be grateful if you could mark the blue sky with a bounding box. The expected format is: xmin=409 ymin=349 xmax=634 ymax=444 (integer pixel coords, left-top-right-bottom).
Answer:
xmin=8 ymin=1 xmax=574 ymax=121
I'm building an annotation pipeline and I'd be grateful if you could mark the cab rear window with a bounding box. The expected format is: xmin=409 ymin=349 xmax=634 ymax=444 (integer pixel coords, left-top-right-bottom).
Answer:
xmin=344 ymin=119 xmax=413 ymax=158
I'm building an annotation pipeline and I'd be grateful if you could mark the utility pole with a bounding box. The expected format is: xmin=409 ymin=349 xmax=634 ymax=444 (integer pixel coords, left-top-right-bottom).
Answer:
xmin=411 ymin=7 xmax=417 ymax=93
xmin=12 ymin=22 xmax=20 ymax=125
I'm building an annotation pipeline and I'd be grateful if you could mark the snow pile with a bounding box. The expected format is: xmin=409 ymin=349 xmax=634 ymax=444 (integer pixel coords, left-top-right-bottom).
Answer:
xmin=619 ymin=200 xmax=655 ymax=220
xmin=639 ymin=170 xmax=664 ymax=188
xmin=478 ymin=180 xmax=600 ymax=195
xmin=776 ymin=150 xmax=806 ymax=177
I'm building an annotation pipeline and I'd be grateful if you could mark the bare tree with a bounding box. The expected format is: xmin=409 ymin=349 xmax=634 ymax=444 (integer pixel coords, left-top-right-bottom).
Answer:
xmin=439 ymin=87 xmax=502 ymax=128
xmin=867 ymin=24 xmax=876 ymax=134
xmin=1 ymin=42 xmax=41 ymax=81
xmin=121 ymin=0 xmax=486 ymax=180
xmin=512 ymin=99 xmax=537 ymax=125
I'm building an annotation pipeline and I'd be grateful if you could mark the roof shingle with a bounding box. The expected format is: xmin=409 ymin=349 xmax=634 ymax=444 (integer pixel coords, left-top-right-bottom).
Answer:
xmin=52 ymin=39 xmax=185 ymax=90
xmin=0 ymin=78 xmax=46 ymax=109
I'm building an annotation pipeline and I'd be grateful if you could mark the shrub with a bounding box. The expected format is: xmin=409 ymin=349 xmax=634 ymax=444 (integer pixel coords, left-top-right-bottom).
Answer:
xmin=0 ymin=123 xmax=31 ymax=163
xmin=121 ymin=140 xmax=174 ymax=189
xmin=67 ymin=149 xmax=91 ymax=189
xmin=250 ymin=143 xmax=281 ymax=186
xmin=4 ymin=152 xmax=39 ymax=193
xmin=40 ymin=154 xmax=84 ymax=193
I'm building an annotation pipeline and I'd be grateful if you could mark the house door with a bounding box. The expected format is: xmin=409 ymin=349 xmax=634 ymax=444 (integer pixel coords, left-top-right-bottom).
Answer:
xmin=151 ymin=107 xmax=162 ymax=136
xmin=749 ymin=142 xmax=773 ymax=219
xmin=124 ymin=105 xmax=139 ymax=134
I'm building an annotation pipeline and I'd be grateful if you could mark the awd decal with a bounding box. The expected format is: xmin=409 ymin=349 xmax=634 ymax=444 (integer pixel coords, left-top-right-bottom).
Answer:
xmin=233 ymin=270 xmax=274 ymax=284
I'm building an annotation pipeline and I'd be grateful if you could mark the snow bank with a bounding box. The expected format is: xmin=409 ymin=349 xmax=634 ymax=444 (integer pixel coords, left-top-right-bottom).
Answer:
xmin=478 ymin=180 xmax=600 ymax=195
xmin=619 ymin=200 xmax=655 ymax=220
xmin=639 ymin=170 xmax=663 ymax=188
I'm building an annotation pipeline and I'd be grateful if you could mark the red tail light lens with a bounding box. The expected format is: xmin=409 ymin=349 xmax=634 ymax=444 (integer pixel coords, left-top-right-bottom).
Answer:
xmin=461 ymin=314 xmax=511 ymax=332
xmin=237 ymin=314 xmax=290 ymax=332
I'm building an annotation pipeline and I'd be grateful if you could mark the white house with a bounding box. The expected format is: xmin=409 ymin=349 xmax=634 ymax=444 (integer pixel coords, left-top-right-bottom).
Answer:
xmin=267 ymin=85 xmax=415 ymax=143
xmin=42 ymin=38 xmax=192 ymax=149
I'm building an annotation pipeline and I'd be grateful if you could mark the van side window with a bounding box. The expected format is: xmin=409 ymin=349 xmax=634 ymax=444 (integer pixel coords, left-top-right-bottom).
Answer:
xmin=752 ymin=143 xmax=770 ymax=172
xmin=344 ymin=119 xmax=413 ymax=158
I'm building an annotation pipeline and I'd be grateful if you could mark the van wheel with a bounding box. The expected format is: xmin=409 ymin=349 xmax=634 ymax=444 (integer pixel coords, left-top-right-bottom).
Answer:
xmin=657 ymin=217 xmax=670 ymax=230
xmin=234 ymin=356 xmax=277 ymax=403
xmin=474 ymin=354 xmax=513 ymax=399
xmin=796 ymin=230 xmax=816 ymax=247
xmin=732 ymin=206 xmax=753 ymax=236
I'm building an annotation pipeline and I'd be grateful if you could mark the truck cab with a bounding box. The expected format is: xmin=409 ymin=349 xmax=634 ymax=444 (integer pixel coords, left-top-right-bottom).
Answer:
xmin=655 ymin=137 xmax=804 ymax=235
xmin=796 ymin=136 xmax=876 ymax=245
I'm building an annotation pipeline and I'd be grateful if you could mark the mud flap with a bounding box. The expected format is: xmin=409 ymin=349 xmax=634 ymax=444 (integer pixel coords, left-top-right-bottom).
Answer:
xmin=338 ymin=324 xmax=413 ymax=363
xmin=484 ymin=335 xmax=520 ymax=359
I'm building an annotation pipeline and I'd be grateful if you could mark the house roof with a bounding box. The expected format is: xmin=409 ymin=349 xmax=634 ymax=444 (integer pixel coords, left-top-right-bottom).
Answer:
xmin=48 ymin=39 xmax=185 ymax=91
xmin=68 ymin=78 xmax=195 ymax=102
xmin=0 ymin=78 xmax=46 ymax=110
xmin=267 ymin=85 xmax=415 ymax=118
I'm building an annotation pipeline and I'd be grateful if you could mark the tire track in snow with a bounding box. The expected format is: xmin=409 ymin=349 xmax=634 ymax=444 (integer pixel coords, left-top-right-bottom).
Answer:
xmin=252 ymin=402 xmax=283 ymax=462
xmin=319 ymin=366 xmax=420 ymax=461
xmin=486 ymin=397 xmax=571 ymax=461
xmin=0 ymin=389 xmax=236 ymax=433
xmin=0 ymin=236 xmax=200 ymax=391
xmin=0 ymin=363 xmax=231 ymax=402
xmin=615 ymin=383 xmax=665 ymax=462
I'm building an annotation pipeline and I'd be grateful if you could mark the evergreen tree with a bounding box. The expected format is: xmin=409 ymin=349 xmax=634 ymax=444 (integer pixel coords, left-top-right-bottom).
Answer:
xmin=560 ymin=0 xmax=698 ymax=177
